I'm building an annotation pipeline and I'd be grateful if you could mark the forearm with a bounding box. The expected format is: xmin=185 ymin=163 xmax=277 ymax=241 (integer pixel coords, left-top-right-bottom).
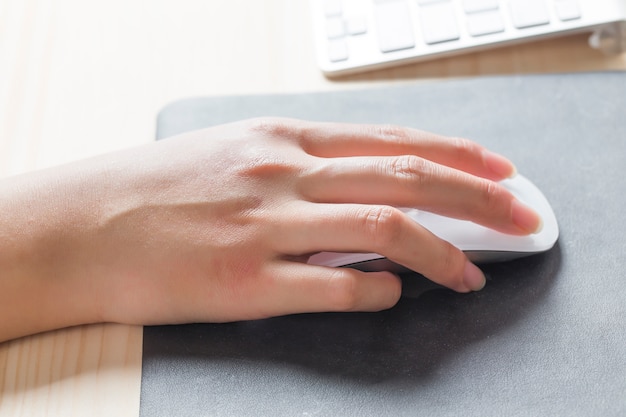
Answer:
xmin=0 ymin=168 xmax=104 ymax=343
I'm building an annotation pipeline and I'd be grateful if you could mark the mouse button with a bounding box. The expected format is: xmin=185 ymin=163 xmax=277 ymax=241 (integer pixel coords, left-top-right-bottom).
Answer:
xmin=402 ymin=208 xmax=495 ymax=248
xmin=405 ymin=207 xmax=549 ymax=253
xmin=500 ymin=176 xmax=539 ymax=210
xmin=500 ymin=175 xmax=559 ymax=239
xmin=531 ymin=214 xmax=559 ymax=250
xmin=501 ymin=175 xmax=548 ymax=213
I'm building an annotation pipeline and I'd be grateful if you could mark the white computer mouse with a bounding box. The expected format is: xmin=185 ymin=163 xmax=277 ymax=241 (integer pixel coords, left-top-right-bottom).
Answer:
xmin=307 ymin=174 xmax=559 ymax=273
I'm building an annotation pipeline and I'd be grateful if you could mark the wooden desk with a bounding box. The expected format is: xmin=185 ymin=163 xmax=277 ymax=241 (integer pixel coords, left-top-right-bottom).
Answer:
xmin=1 ymin=1 xmax=624 ymax=415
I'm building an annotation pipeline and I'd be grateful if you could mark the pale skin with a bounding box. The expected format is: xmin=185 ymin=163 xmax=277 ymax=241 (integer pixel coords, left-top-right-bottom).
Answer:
xmin=0 ymin=118 xmax=542 ymax=343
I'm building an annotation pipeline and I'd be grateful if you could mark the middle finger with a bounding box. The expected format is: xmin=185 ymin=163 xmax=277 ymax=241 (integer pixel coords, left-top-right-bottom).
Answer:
xmin=301 ymin=155 xmax=542 ymax=235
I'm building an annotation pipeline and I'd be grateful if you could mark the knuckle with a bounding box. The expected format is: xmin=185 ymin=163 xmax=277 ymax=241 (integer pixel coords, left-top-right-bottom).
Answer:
xmin=373 ymin=124 xmax=411 ymax=142
xmin=239 ymin=154 xmax=301 ymax=179
xmin=327 ymin=270 xmax=360 ymax=311
xmin=389 ymin=276 xmax=403 ymax=305
xmin=451 ymin=136 xmax=479 ymax=159
xmin=440 ymin=242 xmax=464 ymax=281
xmin=427 ymin=241 xmax=466 ymax=290
xmin=247 ymin=117 xmax=303 ymax=141
xmin=387 ymin=155 xmax=431 ymax=183
xmin=362 ymin=206 xmax=403 ymax=250
xmin=478 ymin=179 xmax=502 ymax=212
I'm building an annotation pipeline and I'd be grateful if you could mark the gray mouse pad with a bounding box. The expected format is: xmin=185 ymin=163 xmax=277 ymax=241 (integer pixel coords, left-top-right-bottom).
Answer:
xmin=141 ymin=72 xmax=626 ymax=417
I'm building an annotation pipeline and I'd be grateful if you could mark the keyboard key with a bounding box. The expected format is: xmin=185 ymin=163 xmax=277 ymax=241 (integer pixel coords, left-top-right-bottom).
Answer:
xmin=463 ymin=0 xmax=499 ymax=14
xmin=324 ymin=0 xmax=342 ymax=17
xmin=509 ymin=0 xmax=550 ymax=29
xmin=467 ymin=9 xmax=505 ymax=36
xmin=418 ymin=2 xmax=460 ymax=44
xmin=326 ymin=16 xmax=345 ymax=39
xmin=345 ymin=16 xmax=367 ymax=35
xmin=556 ymin=0 xmax=581 ymax=21
xmin=328 ymin=38 xmax=349 ymax=62
xmin=375 ymin=1 xmax=416 ymax=52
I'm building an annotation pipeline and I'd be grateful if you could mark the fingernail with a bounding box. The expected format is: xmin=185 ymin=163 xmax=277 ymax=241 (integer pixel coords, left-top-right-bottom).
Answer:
xmin=483 ymin=150 xmax=517 ymax=179
xmin=463 ymin=261 xmax=486 ymax=292
xmin=511 ymin=199 xmax=544 ymax=234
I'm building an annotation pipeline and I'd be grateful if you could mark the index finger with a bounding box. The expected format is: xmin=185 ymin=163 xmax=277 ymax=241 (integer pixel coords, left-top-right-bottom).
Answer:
xmin=265 ymin=119 xmax=517 ymax=181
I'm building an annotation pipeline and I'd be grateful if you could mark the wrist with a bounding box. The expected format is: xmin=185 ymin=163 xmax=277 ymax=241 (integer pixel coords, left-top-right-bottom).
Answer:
xmin=0 ymin=167 xmax=106 ymax=341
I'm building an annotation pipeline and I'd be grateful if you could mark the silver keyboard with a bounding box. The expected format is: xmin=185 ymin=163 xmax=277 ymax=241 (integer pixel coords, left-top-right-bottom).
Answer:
xmin=310 ymin=0 xmax=626 ymax=76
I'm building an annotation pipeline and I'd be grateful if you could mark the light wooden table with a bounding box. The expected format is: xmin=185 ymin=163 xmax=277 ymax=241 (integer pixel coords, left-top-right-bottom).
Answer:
xmin=1 ymin=1 xmax=624 ymax=415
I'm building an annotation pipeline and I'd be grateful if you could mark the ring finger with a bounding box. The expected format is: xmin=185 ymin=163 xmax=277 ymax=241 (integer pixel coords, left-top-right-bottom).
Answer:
xmin=270 ymin=201 xmax=484 ymax=293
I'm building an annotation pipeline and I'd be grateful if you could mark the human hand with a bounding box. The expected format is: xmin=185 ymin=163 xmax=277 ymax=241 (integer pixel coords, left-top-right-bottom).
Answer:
xmin=0 ymin=118 xmax=542 ymax=339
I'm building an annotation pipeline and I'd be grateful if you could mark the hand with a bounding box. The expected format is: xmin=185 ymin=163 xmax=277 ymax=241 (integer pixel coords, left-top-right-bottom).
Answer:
xmin=0 ymin=118 xmax=541 ymax=340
